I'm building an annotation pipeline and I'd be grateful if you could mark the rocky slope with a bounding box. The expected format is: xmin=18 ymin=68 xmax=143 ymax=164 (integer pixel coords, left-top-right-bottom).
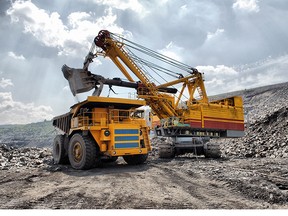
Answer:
xmin=219 ymin=82 xmax=288 ymax=158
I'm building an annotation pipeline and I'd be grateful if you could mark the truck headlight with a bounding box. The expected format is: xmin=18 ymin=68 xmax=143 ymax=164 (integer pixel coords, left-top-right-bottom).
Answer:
xmin=104 ymin=130 xmax=110 ymax=136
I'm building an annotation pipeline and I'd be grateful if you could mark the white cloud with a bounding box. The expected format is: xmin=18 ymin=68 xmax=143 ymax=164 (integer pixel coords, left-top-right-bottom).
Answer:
xmin=63 ymin=86 xmax=70 ymax=91
xmin=92 ymin=0 xmax=147 ymax=14
xmin=236 ymin=54 xmax=288 ymax=88
xmin=196 ymin=65 xmax=238 ymax=76
xmin=0 ymin=92 xmax=54 ymax=124
xmin=206 ymin=77 xmax=224 ymax=86
xmin=195 ymin=65 xmax=238 ymax=95
xmin=196 ymin=55 xmax=288 ymax=96
xmin=67 ymin=12 xmax=91 ymax=29
xmin=179 ymin=4 xmax=188 ymax=17
xmin=7 ymin=0 xmax=67 ymax=48
xmin=0 ymin=78 xmax=14 ymax=88
xmin=232 ymin=0 xmax=260 ymax=13
xmin=29 ymin=12 xmax=65 ymax=46
xmin=158 ymin=42 xmax=183 ymax=62
xmin=180 ymin=4 xmax=187 ymax=10
xmin=8 ymin=51 xmax=25 ymax=60
xmin=206 ymin=28 xmax=225 ymax=41
xmin=7 ymin=0 xmax=128 ymax=56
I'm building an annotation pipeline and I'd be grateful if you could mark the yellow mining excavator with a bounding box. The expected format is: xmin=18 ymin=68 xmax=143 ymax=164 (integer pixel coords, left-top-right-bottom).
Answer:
xmin=53 ymin=30 xmax=244 ymax=168
xmin=85 ymin=30 xmax=244 ymax=158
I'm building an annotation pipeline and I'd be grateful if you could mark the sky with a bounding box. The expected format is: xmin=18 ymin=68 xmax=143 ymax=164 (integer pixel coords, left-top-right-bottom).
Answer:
xmin=0 ymin=0 xmax=288 ymax=124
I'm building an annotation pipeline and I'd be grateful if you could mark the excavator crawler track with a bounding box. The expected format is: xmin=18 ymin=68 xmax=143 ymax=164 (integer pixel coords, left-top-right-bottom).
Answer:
xmin=204 ymin=142 xmax=221 ymax=158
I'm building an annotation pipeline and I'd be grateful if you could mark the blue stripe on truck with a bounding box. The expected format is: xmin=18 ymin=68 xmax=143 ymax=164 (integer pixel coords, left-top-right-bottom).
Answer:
xmin=114 ymin=129 xmax=139 ymax=134
xmin=115 ymin=143 xmax=139 ymax=148
xmin=115 ymin=136 xmax=139 ymax=141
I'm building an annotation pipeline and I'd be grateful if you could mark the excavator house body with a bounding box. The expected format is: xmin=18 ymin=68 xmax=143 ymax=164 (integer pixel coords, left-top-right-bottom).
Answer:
xmin=154 ymin=95 xmax=244 ymax=138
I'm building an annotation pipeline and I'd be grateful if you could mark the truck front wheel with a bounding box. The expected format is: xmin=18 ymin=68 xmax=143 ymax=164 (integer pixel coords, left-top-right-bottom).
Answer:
xmin=68 ymin=133 xmax=100 ymax=170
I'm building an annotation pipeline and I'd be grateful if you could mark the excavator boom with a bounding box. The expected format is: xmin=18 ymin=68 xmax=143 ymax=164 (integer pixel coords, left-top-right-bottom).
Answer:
xmin=89 ymin=30 xmax=213 ymax=119
xmin=62 ymin=64 xmax=177 ymax=96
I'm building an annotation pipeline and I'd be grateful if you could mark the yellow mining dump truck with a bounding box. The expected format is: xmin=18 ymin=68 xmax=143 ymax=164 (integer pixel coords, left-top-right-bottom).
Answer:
xmin=52 ymin=96 xmax=151 ymax=170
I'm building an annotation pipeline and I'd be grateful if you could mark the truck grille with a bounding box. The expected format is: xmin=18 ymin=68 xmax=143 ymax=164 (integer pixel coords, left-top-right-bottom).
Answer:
xmin=114 ymin=129 xmax=139 ymax=149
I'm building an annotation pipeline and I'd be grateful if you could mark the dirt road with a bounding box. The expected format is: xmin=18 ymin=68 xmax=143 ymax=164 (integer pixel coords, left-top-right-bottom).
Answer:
xmin=1 ymin=154 xmax=288 ymax=209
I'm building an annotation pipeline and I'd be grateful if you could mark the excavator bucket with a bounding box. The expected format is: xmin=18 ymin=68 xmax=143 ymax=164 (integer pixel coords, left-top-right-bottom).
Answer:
xmin=62 ymin=64 xmax=96 ymax=96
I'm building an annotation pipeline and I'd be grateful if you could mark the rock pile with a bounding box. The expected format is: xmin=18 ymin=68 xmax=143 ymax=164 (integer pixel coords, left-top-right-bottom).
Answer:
xmin=243 ymin=82 xmax=288 ymax=124
xmin=221 ymin=107 xmax=288 ymax=158
xmin=149 ymin=136 xmax=160 ymax=157
xmin=0 ymin=144 xmax=53 ymax=171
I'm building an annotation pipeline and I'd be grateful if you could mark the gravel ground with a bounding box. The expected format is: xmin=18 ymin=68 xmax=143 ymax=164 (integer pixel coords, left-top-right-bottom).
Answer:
xmin=0 ymin=145 xmax=288 ymax=209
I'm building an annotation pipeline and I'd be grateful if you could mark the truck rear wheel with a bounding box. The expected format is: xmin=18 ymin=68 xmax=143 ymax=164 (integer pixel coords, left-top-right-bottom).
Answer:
xmin=123 ymin=154 xmax=148 ymax=165
xmin=68 ymin=133 xmax=100 ymax=170
xmin=53 ymin=135 xmax=69 ymax=164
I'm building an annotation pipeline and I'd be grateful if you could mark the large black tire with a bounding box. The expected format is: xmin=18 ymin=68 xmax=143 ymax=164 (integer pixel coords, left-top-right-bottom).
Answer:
xmin=123 ymin=154 xmax=148 ymax=165
xmin=204 ymin=142 xmax=221 ymax=158
xmin=101 ymin=156 xmax=118 ymax=163
xmin=53 ymin=135 xmax=69 ymax=164
xmin=68 ymin=134 xmax=101 ymax=170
